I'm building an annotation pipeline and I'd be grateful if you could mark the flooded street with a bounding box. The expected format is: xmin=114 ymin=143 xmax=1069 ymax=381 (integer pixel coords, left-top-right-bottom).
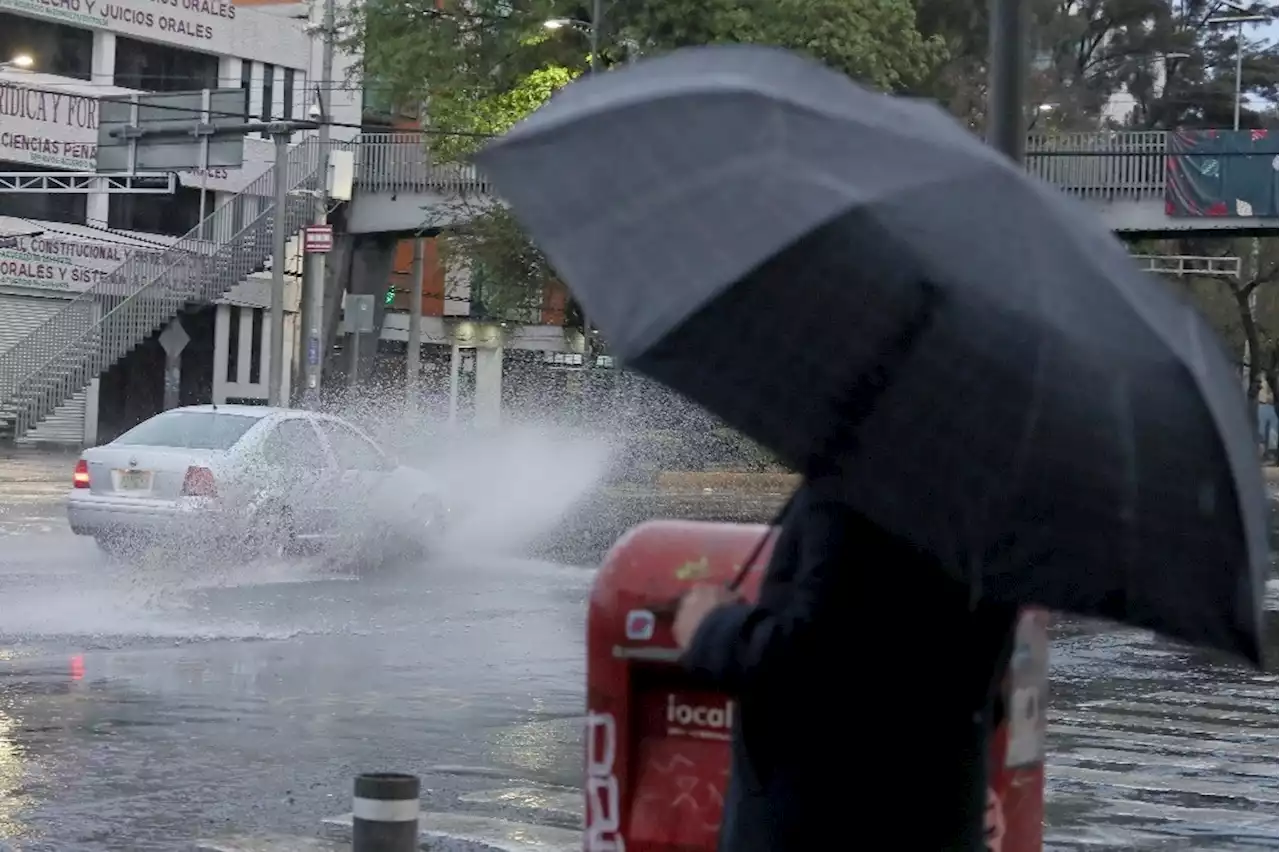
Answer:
xmin=0 ymin=460 xmax=1275 ymax=851
xmin=1046 ymin=627 xmax=1276 ymax=850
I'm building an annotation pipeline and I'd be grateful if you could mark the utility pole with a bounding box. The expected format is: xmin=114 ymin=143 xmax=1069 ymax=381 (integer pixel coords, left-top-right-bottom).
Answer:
xmin=268 ymin=123 xmax=292 ymax=407
xmin=588 ymin=0 xmax=601 ymax=74
xmin=1207 ymin=9 xmax=1271 ymax=130
xmin=988 ymin=0 xmax=1027 ymax=163
xmin=543 ymin=7 xmax=603 ymax=363
xmin=301 ymin=0 xmax=337 ymax=405
xmin=406 ymin=237 xmax=425 ymax=406
xmin=582 ymin=0 xmax=602 ymax=366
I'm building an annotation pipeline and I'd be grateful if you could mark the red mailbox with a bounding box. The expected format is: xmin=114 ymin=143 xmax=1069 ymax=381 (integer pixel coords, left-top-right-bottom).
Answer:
xmin=585 ymin=519 xmax=1047 ymax=852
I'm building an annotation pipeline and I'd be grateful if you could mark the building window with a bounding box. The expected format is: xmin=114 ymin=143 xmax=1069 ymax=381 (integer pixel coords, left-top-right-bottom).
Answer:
xmin=282 ymin=68 xmax=295 ymax=121
xmin=241 ymin=61 xmax=252 ymax=119
xmin=0 ymin=14 xmax=92 ymax=81
xmin=0 ymin=161 xmax=87 ymax=225
xmin=114 ymin=37 xmax=218 ymax=93
xmin=108 ymin=185 xmax=202 ymax=238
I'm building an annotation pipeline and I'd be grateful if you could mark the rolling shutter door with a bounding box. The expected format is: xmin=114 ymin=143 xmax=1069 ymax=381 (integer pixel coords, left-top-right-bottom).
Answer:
xmin=0 ymin=293 xmax=92 ymax=447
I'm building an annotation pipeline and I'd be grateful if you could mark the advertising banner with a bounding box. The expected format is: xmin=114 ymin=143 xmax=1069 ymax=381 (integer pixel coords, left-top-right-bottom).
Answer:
xmin=0 ymin=75 xmax=274 ymax=192
xmin=0 ymin=217 xmax=174 ymax=294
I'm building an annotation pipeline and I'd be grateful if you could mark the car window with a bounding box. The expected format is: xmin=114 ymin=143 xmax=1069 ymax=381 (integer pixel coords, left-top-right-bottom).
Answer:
xmin=316 ymin=420 xmax=388 ymax=471
xmin=113 ymin=411 xmax=258 ymax=450
xmin=258 ymin=419 xmax=326 ymax=470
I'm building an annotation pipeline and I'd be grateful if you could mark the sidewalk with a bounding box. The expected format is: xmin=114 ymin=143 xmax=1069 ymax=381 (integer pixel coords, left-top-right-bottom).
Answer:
xmin=0 ymin=452 xmax=74 ymax=506
xmin=198 ymin=806 xmax=582 ymax=852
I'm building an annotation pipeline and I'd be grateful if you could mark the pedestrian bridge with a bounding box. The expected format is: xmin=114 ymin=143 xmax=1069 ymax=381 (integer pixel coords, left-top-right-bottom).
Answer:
xmin=345 ymin=129 xmax=1279 ymax=236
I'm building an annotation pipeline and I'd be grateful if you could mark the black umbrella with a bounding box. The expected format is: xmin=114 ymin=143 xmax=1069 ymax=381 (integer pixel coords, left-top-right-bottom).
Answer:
xmin=475 ymin=44 xmax=1269 ymax=663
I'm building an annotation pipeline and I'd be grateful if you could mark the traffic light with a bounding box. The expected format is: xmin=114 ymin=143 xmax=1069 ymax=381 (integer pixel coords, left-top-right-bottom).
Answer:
xmin=385 ymin=285 xmax=396 ymax=306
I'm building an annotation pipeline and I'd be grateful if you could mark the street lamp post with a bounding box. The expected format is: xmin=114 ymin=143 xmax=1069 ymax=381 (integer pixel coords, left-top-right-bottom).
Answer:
xmin=544 ymin=7 xmax=603 ymax=362
xmin=1206 ymin=7 xmax=1272 ymax=130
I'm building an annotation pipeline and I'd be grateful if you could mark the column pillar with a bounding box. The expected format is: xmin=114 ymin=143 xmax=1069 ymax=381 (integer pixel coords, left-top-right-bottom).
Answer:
xmin=87 ymin=30 xmax=117 ymax=227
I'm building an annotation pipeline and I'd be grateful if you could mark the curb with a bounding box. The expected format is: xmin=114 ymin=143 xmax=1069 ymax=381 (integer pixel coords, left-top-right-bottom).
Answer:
xmin=195 ymin=837 xmax=347 ymax=852
xmin=321 ymin=811 xmax=581 ymax=852
xmin=654 ymin=470 xmax=798 ymax=494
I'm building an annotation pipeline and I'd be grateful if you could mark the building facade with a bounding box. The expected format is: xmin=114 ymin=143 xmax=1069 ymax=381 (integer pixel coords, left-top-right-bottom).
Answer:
xmin=0 ymin=0 xmax=361 ymax=443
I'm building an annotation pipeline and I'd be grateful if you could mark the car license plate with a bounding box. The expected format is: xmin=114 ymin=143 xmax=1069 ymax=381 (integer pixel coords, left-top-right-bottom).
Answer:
xmin=114 ymin=469 xmax=153 ymax=491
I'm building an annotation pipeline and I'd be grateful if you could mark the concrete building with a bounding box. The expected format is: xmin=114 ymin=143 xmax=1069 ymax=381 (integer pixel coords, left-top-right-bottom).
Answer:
xmin=0 ymin=0 xmax=361 ymax=444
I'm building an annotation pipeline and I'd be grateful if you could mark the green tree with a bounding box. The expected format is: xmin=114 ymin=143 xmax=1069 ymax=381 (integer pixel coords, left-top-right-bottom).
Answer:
xmin=911 ymin=0 xmax=1278 ymax=132
xmin=345 ymin=0 xmax=946 ymax=329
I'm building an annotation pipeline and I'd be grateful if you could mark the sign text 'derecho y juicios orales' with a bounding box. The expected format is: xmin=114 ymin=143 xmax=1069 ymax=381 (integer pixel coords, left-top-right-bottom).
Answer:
xmin=4 ymin=0 xmax=234 ymax=44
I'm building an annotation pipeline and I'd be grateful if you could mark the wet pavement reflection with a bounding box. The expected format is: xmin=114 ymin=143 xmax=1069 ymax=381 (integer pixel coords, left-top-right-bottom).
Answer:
xmin=0 ymin=523 xmax=1274 ymax=851
xmin=1046 ymin=625 xmax=1276 ymax=849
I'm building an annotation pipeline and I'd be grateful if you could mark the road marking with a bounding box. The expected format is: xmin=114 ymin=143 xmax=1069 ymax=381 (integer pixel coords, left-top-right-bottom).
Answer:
xmin=1076 ymin=698 xmax=1277 ymax=725
xmin=322 ymin=811 xmax=581 ymax=852
xmin=1140 ymin=687 xmax=1280 ymax=706
xmin=1052 ymin=710 xmax=1276 ymax=740
xmin=1048 ymin=724 xmax=1278 ymax=760
xmin=196 ymin=836 xmax=346 ymax=852
xmin=1049 ymin=764 xmax=1278 ymax=804
xmin=1052 ymin=746 xmax=1277 ymax=779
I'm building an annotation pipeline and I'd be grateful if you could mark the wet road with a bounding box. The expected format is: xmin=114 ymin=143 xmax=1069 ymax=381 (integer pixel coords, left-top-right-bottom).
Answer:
xmin=1046 ymin=627 xmax=1276 ymax=850
xmin=0 ymin=463 xmax=1276 ymax=851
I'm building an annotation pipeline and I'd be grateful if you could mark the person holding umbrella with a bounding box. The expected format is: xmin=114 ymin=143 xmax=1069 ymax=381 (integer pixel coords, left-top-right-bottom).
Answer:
xmin=672 ymin=468 xmax=1017 ymax=850
xmin=476 ymin=43 xmax=1270 ymax=852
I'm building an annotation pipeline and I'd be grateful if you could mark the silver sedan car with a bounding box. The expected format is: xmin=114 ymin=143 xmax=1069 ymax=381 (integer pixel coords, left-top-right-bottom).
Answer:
xmin=67 ymin=404 xmax=450 ymax=562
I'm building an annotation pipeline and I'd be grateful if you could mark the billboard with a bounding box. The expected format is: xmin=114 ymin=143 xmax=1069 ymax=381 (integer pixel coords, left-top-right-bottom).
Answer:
xmin=0 ymin=0 xmax=246 ymax=58
xmin=0 ymin=76 xmax=273 ymax=192
xmin=0 ymin=218 xmax=175 ymax=294
xmin=0 ymin=79 xmax=101 ymax=170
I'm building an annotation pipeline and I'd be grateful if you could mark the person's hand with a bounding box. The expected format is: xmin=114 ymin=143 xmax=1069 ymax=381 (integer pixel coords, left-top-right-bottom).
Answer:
xmin=673 ymin=584 xmax=737 ymax=650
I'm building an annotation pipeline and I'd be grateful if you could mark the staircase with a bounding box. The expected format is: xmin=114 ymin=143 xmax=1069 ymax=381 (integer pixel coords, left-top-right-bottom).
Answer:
xmin=0 ymin=139 xmax=322 ymax=443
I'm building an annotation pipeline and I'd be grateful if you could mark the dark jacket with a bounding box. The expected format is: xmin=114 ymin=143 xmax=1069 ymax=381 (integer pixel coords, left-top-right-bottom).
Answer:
xmin=682 ymin=478 xmax=1007 ymax=851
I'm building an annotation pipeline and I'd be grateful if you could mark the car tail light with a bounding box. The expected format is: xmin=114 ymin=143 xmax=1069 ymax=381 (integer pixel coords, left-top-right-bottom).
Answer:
xmin=181 ymin=466 xmax=217 ymax=497
xmin=72 ymin=459 xmax=90 ymax=489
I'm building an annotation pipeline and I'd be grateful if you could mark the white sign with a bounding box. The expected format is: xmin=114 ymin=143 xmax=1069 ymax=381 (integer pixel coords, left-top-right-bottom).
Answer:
xmin=303 ymin=224 xmax=333 ymax=254
xmin=0 ymin=81 xmax=100 ymax=170
xmin=0 ymin=218 xmax=173 ymax=293
xmin=0 ymin=77 xmax=274 ymax=192
xmin=665 ymin=694 xmax=734 ymax=741
xmin=1 ymin=0 xmax=236 ymax=50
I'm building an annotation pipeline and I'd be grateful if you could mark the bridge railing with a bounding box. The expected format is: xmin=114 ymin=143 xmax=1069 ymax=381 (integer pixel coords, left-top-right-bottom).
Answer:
xmin=1025 ymin=131 xmax=1167 ymax=201
xmin=353 ymin=130 xmax=1171 ymax=202
xmin=353 ymin=132 xmax=492 ymax=195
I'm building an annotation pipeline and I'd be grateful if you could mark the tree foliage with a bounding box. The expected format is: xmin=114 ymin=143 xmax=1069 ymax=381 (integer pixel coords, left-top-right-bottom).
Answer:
xmin=345 ymin=0 xmax=947 ymax=325
xmin=913 ymin=0 xmax=1279 ymax=132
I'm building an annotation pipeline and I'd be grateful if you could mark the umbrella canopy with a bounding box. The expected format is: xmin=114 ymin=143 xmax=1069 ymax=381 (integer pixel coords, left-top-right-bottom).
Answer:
xmin=475 ymin=44 xmax=1270 ymax=663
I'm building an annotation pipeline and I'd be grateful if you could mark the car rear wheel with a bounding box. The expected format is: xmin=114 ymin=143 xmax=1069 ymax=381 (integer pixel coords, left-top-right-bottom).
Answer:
xmin=94 ymin=532 xmax=134 ymax=562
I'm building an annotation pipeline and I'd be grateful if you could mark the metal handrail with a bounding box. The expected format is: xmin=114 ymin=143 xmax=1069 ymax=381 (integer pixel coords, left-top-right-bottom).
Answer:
xmin=1025 ymin=130 xmax=1167 ymax=201
xmin=352 ymin=132 xmax=492 ymax=195
xmin=348 ymin=129 xmax=1173 ymax=203
xmin=0 ymin=128 xmax=1257 ymax=439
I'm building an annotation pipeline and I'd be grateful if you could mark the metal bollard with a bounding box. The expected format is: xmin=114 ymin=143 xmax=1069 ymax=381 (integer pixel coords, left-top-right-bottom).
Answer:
xmin=352 ymin=772 xmax=420 ymax=852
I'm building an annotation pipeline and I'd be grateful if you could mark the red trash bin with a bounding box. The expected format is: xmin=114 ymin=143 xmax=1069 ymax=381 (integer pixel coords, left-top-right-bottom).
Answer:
xmin=585 ymin=519 xmax=1047 ymax=852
